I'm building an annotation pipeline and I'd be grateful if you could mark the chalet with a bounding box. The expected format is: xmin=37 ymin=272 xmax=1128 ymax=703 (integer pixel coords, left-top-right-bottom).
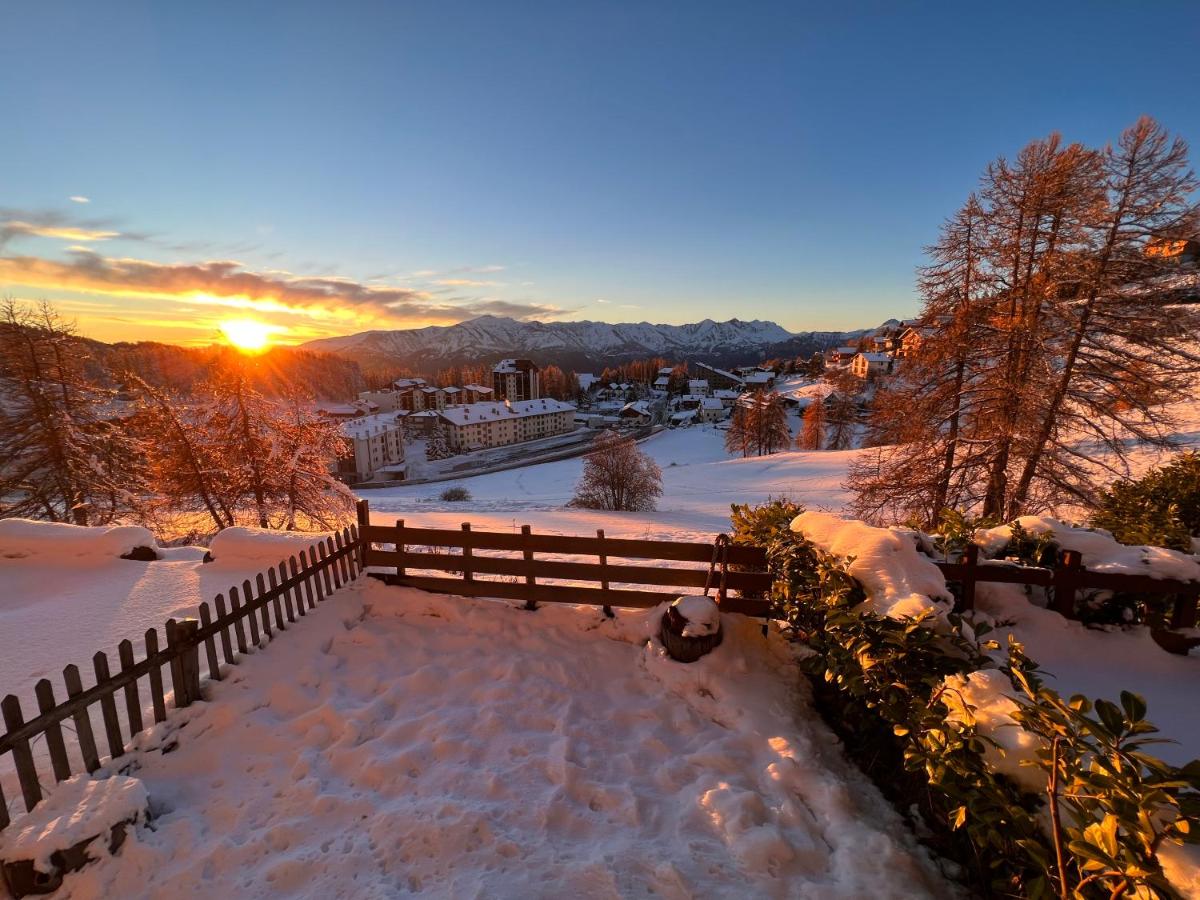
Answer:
xmin=696 ymin=398 xmax=728 ymax=423
xmin=653 ymin=375 xmax=671 ymax=390
xmin=619 ymin=400 xmax=653 ymax=426
xmin=897 ymin=325 xmax=933 ymax=358
xmin=687 ymin=379 xmax=710 ymax=396
xmin=712 ymin=388 xmax=741 ymax=407
xmin=317 ymin=403 xmax=365 ymax=420
xmin=832 ymin=346 xmax=859 ymax=366
xmin=693 ymin=361 xmax=744 ymax=390
xmin=851 ymin=352 xmax=893 ymax=379
xmin=742 ymin=370 xmax=774 ymax=389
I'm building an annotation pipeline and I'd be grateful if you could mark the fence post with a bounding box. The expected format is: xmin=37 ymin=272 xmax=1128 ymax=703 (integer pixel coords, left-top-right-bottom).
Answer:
xmin=521 ymin=524 xmax=537 ymax=611
xmin=1052 ymin=550 xmax=1083 ymax=619
xmin=959 ymin=544 xmax=979 ymax=612
xmin=167 ymin=618 xmax=201 ymax=707
xmin=1172 ymin=586 xmax=1199 ymax=630
xmin=1 ymin=694 xmax=42 ymax=812
xmin=395 ymin=519 xmax=406 ymax=579
xmin=356 ymin=498 xmax=370 ymax=529
xmin=461 ymin=523 xmax=474 ymax=582
xmin=597 ymin=528 xmax=613 ymax=618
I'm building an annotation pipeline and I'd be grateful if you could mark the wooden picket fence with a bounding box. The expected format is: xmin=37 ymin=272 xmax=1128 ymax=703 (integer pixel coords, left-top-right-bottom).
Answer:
xmin=0 ymin=518 xmax=364 ymax=833
xmin=3 ymin=498 xmax=1197 ymax=838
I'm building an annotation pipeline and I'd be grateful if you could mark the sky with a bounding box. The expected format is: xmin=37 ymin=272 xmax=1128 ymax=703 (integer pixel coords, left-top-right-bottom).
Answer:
xmin=2 ymin=1 xmax=1199 ymax=347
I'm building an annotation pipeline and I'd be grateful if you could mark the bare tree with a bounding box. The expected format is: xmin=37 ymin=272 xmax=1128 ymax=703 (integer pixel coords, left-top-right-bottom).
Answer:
xmin=572 ymin=430 xmax=662 ymax=511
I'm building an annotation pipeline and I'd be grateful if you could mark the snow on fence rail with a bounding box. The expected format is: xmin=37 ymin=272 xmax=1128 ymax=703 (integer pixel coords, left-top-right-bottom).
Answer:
xmin=0 ymin=517 xmax=364 ymax=833
xmin=945 ymin=544 xmax=1199 ymax=630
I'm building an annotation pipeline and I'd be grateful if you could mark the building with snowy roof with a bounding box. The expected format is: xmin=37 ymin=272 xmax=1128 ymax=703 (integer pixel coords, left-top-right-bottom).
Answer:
xmin=851 ymin=352 xmax=894 ymax=379
xmin=337 ymin=413 xmax=406 ymax=483
xmin=435 ymin=398 xmax=575 ymax=452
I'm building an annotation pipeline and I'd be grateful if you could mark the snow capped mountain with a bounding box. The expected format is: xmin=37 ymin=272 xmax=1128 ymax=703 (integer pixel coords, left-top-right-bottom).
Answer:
xmin=300 ymin=315 xmax=866 ymax=371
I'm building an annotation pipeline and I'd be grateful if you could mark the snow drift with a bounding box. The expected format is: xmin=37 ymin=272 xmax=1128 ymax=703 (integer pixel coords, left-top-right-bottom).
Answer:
xmin=0 ymin=519 xmax=158 ymax=560
xmin=790 ymin=511 xmax=952 ymax=620
xmin=205 ymin=526 xmax=334 ymax=567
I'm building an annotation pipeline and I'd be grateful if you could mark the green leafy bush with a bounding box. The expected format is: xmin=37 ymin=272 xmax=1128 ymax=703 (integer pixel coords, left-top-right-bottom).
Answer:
xmin=1092 ymin=452 xmax=1200 ymax=552
xmin=439 ymin=486 xmax=471 ymax=502
xmin=736 ymin=499 xmax=1200 ymax=898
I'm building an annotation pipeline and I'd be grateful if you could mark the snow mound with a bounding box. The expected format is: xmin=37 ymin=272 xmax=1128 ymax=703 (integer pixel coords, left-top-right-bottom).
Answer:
xmin=0 ymin=519 xmax=157 ymax=560
xmin=790 ymin=511 xmax=952 ymax=620
xmin=671 ymin=595 xmax=721 ymax=636
xmin=976 ymin=516 xmax=1200 ymax=582
xmin=206 ymin=527 xmax=333 ymax=567
xmin=0 ymin=775 xmax=147 ymax=872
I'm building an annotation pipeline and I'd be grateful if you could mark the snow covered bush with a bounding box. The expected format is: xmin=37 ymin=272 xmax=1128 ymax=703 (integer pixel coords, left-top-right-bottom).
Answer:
xmin=439 ymin=486 xmax=471 ymax=502
xmin=737 ymin=499 xmax=1200 ymax=898
xmin=571 ymin=431 xmax=662 ymax=512
xmin=1092 ymin=452 xmax=1200 ymax=553
xmin=0 ymin=519 xmax=159 ymax=559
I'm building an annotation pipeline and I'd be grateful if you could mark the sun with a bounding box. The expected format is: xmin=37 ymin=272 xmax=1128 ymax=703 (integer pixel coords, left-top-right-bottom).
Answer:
xmin=219 ymin=319 xmax=274 ymax=353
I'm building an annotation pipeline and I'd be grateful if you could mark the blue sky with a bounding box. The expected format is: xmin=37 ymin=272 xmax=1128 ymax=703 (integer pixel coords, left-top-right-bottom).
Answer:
xmin=2 ymin=1 xmax=1198 ymax=345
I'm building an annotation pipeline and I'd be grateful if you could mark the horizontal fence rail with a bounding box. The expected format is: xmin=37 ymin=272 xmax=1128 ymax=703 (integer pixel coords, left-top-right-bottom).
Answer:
xmin=0 ymin=520 xmax=364 ymax=833
xmin=360 ymin=520 xmax=773 ymax=617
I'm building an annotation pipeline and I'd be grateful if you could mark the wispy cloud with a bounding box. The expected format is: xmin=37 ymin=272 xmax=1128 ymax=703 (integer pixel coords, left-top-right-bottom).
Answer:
xmin=0 ymin=248 xmax=566 ymax=327
xmin=69 ymin=196 xmax=90 ymax=204
xmin=0 ymin=208 xmax=139 ymax=249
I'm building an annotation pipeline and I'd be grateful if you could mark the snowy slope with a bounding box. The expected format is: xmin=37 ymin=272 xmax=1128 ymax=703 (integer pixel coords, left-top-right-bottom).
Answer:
xmin=40 ymin=580 xmax=950 ymax=898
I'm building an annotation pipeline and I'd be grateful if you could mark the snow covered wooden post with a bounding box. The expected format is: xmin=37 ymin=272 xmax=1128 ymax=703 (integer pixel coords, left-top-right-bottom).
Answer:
xmin=166 ymin=618 xmax=201 ymax=708
xmin=659 ymin=596 xmax=723 ymax=663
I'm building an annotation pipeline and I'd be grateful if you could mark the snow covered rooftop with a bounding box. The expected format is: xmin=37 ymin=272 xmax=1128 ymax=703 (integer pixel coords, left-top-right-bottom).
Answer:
xmin=856 ymin=352 xmax=892 ymax=363
xmin=493 ymin=358 xmax=537 ymax=374
xmin=341 ymin=412 xmax=404 ymax=438
xmin=437 ymin=398 xmax=575 ymax=426
xmin=700 ymin=398 xmax=724 ymax=410
xmin=462 ymin=383 xmax=493 ymax=394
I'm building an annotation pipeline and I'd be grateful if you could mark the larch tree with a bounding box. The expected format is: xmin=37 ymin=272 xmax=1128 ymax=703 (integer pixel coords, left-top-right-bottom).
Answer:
xmin=798 ymin=399 xmax=825 ymax=450
xmin=0 ymin=299 xmax=145 ymax=523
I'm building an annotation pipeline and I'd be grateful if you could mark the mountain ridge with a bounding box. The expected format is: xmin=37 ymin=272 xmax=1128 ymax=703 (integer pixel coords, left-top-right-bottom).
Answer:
xmin=301 ymin=314 xmax=888 ymax=373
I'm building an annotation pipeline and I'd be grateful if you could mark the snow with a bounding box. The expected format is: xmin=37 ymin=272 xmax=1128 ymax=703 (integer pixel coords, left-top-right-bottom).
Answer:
xmin=205 ymin=526 xmax=335 ymax=567
xmin=790 ymin=511 xmax=952 ymax=620
xmin=0 ymin=520 xmax=158 ymax=560
xmin=975 ymin=516 xmax=1200 ymax=581
xmin=671 ymin=595 xmax=721 ymax=637
xmin=48 ymin=580 xmax=947 ymax=898
xmin=0 ymin=775 xmax=147 ymax=872
xmin=939 ymin=669 xmax=1044 ymax=793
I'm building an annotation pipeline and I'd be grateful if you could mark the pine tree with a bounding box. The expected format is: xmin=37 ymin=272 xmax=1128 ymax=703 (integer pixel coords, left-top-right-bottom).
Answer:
xmin=425 ymin=420 xmax=451 ymax=460
xmin=725 ymin=404 xmax=753 ymax=458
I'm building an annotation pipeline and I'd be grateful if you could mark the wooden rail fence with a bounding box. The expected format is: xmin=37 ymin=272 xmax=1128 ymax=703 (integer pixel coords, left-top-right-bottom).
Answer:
xmin=0 ymin=519 xmax=364 ymax=833
xmin=359 ymin=516 xmax=774 ymax=617
xmin=939 ymin=545 xmax=1200 ymax=629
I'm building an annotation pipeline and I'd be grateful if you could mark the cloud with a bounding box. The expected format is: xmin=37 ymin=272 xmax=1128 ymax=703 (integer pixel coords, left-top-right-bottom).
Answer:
xmin=0 ymin=208 xmax=139 ymax=249
xmin=0 ymin=249 xmax=567 ymax=326
xmin=69 ymin=196 xmax=90 ymax=204
xmin=435 ymin=278 xmax=502 ymax=287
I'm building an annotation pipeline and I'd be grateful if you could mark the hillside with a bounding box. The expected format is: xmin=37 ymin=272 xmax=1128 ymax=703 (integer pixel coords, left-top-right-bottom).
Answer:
xmin=300 ymin=314 xmax=880 ymax=372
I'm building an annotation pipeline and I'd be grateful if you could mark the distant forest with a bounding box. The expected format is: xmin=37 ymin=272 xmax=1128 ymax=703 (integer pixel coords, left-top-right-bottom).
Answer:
xmin=80 ymin=339 xmax=368 ymax=399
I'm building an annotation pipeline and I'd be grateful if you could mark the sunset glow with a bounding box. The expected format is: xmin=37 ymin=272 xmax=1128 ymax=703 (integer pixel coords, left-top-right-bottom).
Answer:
xmin=219 ymin=318 xmax=275 ymax=352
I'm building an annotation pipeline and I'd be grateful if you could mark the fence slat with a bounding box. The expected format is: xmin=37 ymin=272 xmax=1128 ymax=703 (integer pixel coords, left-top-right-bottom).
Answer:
xmin=394 ymin=520 xmax=407 ymax=578
xmin=1 ymin=695 xmax=41 ymax=812
xmin=198 ymin=602 xmax=222 ymax=682
xmin=256 ymin=574 xmax=275 ymax=640
xmin=242 ymin=579 xmax=262 ymax=647
xmin=959 ymin=544 xmax=979 ymax=611
xmin=266 ymin=569 xmax=287 ymax=631
xmin=348 ymin=525 xmax=360 ymax=579
xmin=289 ymin=557 xmax=306 ymax=617
xmin=92 ymin=653 xmax=125 ymax=760
xmin=597 ymin=528 xmax=613 ymax=618
xmin=1052 ymin=551 xmax=1083 ymax=619
xmin=117 ymin=640 xmax=145 ymax=735
xmin=143 ymin=630 xmax=168 ymax=724
xmin=320 ymin=541 xmax=336 ymax=594
xmin=298 ymin=551 xmax=316 ymax=609
xmin=308 ymin=545 xmax=326 ymax=604
xmin=214 ymin=594 xmax=236 ymax=664
xmin=62 ymin=664 xmax=101 ymax=771
xmin=0 ymin=778 xmax=9 ymax=829
xmin=228 ymin=587 xmax=250 ymax=655
xmin=520 ymin=525 xmax=537 ymax=611
xmin=277 ymin=564 xmax=296 ymax=623
xmin=34 ymin=680 xmax=72 ymax=782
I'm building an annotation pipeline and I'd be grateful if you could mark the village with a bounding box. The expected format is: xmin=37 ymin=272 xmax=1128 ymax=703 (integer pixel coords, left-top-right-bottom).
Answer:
xmin=318 ymin=321 xmax=932 ymax=485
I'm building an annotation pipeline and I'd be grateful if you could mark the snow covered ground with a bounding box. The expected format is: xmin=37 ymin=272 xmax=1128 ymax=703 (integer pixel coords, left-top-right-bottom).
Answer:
xmin=7 ymin=579 xmax=951 ymax=898
xmin=362 ymin=424 xmax=855 ymax=540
